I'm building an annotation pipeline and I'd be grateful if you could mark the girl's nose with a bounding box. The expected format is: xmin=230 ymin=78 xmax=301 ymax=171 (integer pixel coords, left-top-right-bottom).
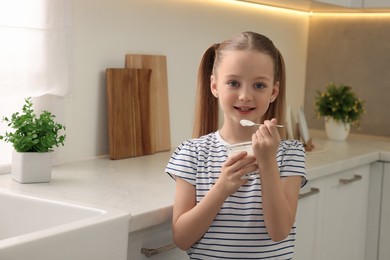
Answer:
xmin=239 ymin=87 xmax=253 ymax=102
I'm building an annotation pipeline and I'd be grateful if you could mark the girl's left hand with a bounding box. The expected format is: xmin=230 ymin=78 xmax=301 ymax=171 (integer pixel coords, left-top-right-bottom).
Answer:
xmin=251 ymin=118 xmax=281 ymax=163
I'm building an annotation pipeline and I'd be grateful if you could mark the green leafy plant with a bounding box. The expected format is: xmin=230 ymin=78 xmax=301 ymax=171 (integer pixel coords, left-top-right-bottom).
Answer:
xmin=0 ymin=97 xmax=66 ymax=152
xmin=315 ymin=83 xmax=365 ymax=125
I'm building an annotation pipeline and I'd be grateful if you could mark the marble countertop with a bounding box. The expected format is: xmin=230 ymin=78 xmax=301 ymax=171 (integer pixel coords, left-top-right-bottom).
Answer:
xmin=0 ymin=130 xmax=389 ymax=233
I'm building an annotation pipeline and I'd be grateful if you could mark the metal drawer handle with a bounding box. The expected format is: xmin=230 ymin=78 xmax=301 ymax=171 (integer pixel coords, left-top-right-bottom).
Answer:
xmin=298 ymin=187 xmax=320 ymax=199
xmin=339 ymin=174 xmax=362 ymax=185
xmin=141 ymin=243 xmax=176 ymax=257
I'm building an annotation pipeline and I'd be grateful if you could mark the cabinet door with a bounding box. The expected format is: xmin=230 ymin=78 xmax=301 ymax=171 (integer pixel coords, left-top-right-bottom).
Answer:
xmin=127 ymin=222 xmax=187 ymax=260
xmin=294 ymin=180 xmax=322 ymax=260
xmin=365 ymin=162 xmax=383 ymax=260
xmin=363 ymin=0 xmax=390 ymax=8
xmin=320 ymin=165 xmax=370 ymax=260
xmin=379 ymin=163 xmax=390 ymax=260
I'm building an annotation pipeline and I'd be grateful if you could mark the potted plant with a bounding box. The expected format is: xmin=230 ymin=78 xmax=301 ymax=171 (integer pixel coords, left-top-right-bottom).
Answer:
xmin=314 ymin=83 xmax=365 ymax=141
xmin=0 ymin=97 xmax=66 ymax=183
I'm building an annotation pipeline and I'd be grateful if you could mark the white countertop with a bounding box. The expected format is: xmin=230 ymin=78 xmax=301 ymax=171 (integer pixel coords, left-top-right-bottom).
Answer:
xmin=0 ymin=130 xmax=389 ymax=232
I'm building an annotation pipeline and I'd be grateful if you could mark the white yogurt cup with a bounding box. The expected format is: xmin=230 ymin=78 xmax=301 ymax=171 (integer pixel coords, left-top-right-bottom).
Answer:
xmin=226 ymin=141 xmax=253 ymax=156
xmin=226 ymin=142 xmax=258 ymax=179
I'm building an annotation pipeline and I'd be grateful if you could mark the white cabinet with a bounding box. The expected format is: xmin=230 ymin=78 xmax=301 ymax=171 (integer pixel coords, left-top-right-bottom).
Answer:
xmin=320 ymin=165 xmax=369 ymax=260
xmin=127 ymin=222 xmax=187 ymax=260
xmin=295 ymin=180 xmax=321 ymax=260
xmin=366 ymin=161 xmax=390 ymax=260
xmin=315 ymin=0 xmax=363 ymax=8
xmin=295 ymin=164 xmax=370 ymax=260
xmin=379 ymin=163 xmax=390 ymax=260
xmin=365 ymin=162 xmax=383 ymax=260
xmin=316 ymin=0 xmax=390 ymax=8
xmin=293 ymin=0 xmax=390 ymax=9
xmin=252 ymin=0 xmax=390 ymax=10
xmin=363 ymin=0 xmax=390 ymax=8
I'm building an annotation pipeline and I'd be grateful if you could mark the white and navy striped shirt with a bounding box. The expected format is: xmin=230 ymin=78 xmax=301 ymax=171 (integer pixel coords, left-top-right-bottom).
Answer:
xmin=166 ymin=131 xmax=306 ymax=259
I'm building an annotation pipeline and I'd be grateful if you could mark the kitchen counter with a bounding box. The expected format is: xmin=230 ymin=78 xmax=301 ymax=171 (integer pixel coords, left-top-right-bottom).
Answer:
xmin=0 ymin=130 xmax=389 ymax=233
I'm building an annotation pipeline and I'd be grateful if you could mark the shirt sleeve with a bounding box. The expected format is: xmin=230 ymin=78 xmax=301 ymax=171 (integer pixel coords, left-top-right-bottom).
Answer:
xmin=278 ymin=140 xmax=307 ymax=187
xmin=165 ymin=140 xmax=198 ymax=186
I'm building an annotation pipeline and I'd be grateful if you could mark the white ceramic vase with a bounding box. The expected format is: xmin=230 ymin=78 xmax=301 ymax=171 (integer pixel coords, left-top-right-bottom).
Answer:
xmin=325 ymin=117 xmax=350 ymax=141
xmin=11 ymin=150 xmax=52 ymax=183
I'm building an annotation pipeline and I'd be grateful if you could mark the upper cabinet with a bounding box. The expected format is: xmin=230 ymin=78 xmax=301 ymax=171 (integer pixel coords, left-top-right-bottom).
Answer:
xmin=316 ymin=0 xmax=363 ymax=8
xmin=363 ymin=0 xmax=390 ymax=8
xmin=239 ymin=0 xmax=390 ymax=12
xmin=317 ymin=0 xmax=390 ymax=8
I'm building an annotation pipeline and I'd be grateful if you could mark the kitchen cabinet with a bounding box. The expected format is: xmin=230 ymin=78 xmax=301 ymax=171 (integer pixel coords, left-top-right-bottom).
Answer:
xmin=295 ymin=164 xmax=370 ymax=260
xmin=365 ymin=162 xmax=383 ymax=260
xmin=363 ymin=0 xmax=390 ymax=8
xmin=316 ymin=0 xmax=363 ymax=8
xmin=379 ymin=163 xmax=390 ymax=260
xmin=295 ymin=179 xmax=321 ymax=259
xmin=248 ymin=0 xmax=390 ymax=11
xmin=320 ymin=165 xmax=369 ymax=260
xmin=314 ymin=0 xmax=390 ymax=8
xmin=316 ymin=0 xmax=390 ymax=8
xmin=127 ymin=221 xmax=187 ymax=260
xmin=366 ymin=161 xmax=390 ymax=260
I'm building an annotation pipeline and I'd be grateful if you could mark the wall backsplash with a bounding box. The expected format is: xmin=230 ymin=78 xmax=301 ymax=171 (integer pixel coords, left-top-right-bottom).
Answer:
xmin=304 ymin=16 xmax=390 ymax=137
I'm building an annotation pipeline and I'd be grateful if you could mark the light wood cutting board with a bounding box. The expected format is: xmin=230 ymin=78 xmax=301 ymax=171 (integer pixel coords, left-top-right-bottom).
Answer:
xmin=106 ymin=68 xmax=153 ymax=159
xmin=125 ymin=54 xmax=171 ymax=153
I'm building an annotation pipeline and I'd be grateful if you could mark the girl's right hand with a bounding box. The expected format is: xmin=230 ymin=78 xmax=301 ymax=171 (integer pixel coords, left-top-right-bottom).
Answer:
xmin=215 ymin=152 xmax=258 ymax=197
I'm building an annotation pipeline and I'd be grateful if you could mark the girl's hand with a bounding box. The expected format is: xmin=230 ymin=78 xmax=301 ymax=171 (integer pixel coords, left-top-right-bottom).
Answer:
xmin=252 ymin=118 xmax=281 ymax=164
xmin=216 ymin=151 xmax=257 ymax=197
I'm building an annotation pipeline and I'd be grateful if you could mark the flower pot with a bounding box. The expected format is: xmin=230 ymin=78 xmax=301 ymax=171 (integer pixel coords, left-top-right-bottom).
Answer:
xmin=325 ymin=118 xmax=350 ymax=141
xmin=11 ymin=151 xmax=52 ymax=183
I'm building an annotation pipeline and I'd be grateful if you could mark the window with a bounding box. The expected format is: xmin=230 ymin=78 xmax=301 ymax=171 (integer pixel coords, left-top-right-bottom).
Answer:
xmin=0 ymin=0 xmax=71 ymax=173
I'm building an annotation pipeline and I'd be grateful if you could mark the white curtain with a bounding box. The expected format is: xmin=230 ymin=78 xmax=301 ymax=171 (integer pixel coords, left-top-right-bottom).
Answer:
xmin=0 ymin=0 xmax=71 ymax=172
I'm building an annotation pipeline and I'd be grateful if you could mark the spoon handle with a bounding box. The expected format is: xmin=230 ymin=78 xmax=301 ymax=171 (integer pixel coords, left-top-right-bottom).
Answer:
xmin=252 ymin=124 xmax=284 ymax=128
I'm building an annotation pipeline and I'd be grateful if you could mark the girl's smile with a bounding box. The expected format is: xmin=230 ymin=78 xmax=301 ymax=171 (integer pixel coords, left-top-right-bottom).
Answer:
xmin=234 ymin=105 xmax=256 ymax=113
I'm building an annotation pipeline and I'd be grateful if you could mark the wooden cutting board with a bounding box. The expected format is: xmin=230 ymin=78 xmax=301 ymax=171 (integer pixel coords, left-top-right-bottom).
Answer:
xmin=125 ymin=54 xmax=171 ymax=153
xmin=106 ymin=68 xmax=154 ymax=159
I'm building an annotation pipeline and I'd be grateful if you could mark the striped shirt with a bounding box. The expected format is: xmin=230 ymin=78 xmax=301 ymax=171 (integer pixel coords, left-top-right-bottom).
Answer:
xmin=166 ymin=131 xmax=307 ymax=259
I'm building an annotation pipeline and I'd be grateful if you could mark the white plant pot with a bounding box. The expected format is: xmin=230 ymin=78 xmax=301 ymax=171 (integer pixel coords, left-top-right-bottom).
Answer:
xmin=11 ymin=150 xmax=52 ymax=183
xmin=325 ymin=118 xmax=350 ymax=141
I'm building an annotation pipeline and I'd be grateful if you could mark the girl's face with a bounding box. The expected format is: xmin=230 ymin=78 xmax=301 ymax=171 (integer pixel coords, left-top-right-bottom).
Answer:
xmin=210 ymin=50 xmax=279 ymax=128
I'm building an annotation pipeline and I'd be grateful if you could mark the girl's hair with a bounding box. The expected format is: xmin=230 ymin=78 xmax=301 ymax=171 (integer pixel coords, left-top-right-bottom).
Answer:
xmin=192 ymin=31 xmax=286 ymax=138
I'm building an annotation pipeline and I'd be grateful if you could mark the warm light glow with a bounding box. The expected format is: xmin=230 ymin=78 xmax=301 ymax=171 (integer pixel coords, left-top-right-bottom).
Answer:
xmin=217 ymin=0 xmax=309 ymax=16
xmin=310 ymin=12 xmax=390 ymax=17
xmin=220 ymin=0 xmax=390 ymax=17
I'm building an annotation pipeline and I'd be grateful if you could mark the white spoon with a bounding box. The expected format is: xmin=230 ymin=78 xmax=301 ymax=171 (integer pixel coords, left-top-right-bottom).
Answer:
xmin=240 ymin=119 xmax=284 ymax=128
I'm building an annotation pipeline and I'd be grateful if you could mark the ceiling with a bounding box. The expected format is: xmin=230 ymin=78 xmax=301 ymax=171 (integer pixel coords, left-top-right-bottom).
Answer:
xmin=238 ymin=0 xmax=390 ymax=13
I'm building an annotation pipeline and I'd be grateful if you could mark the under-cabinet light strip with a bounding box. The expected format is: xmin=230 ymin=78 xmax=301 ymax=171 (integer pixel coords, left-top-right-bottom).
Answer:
xmin=219 ymin=0 xmax=309 ymax=15
xmin=223 ymin=0 xmax=390 ymax=17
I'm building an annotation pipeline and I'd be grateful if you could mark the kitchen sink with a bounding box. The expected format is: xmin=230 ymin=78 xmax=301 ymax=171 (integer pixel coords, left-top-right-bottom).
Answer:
xmin=0 ymin=188 xmax=130 ymax=260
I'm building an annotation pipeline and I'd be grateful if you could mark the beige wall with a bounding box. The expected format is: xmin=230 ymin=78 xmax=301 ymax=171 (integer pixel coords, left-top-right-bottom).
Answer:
xmin=304 ymin=16 xmax=390 ymax=137
xmin=61 ymin=0 xmax=309 ymax=163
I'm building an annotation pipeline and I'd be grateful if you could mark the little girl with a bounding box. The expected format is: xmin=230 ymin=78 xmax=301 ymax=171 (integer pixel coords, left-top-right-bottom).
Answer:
xmin=166 ymin=31 xmax=306 ymax=259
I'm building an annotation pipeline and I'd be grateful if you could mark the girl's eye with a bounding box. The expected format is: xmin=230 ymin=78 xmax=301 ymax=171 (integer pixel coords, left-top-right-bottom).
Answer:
xmin=228 ymin=81 xmax=240 ymax=87
xmin=254 ymin=82 xmax=266 ymax=89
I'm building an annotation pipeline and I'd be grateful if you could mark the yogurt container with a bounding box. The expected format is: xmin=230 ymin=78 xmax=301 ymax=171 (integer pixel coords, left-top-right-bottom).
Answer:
xmin=226 ymin=141 xmax=253 ymax=156
xmin=226 ymin=142 xmax=258 ymax=179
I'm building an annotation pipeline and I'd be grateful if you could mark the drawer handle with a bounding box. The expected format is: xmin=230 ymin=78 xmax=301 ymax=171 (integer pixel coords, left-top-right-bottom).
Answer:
xmin=141 ymin=243 xmax=176 ymax=257
xmin=339 ymin=174 xmax=362 ymax=185
xmin=298 ymin=187 xmax=320 ymax=199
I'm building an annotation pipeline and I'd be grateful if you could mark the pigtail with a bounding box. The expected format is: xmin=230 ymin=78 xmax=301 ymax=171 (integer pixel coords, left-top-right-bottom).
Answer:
xmin=264 ymin=48 xmax=286 ymax=138
xmin=192 ymin=44 xmax=220 ymax=138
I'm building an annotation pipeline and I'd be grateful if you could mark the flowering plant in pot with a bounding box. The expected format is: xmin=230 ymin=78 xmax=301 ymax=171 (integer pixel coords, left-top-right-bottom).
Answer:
xmin=0 ymin=97 xmax=66 ymax=183
xmin=314 ymin=83 xmax=365 ymax=141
